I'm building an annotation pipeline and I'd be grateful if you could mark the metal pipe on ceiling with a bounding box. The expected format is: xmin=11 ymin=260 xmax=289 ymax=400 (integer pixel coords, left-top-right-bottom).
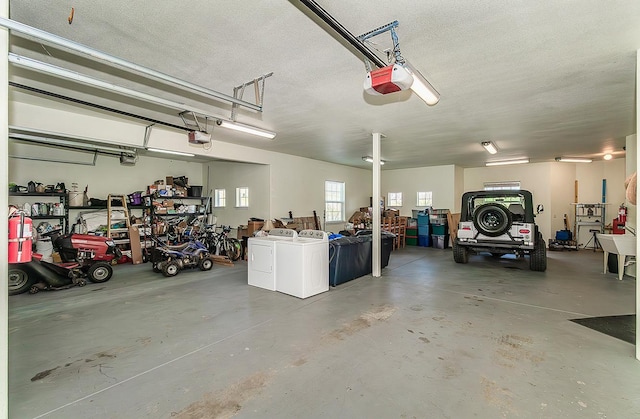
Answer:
xmin=9 ymin=53 xmax=226 ymax=125
xmin=297 ymin=0 xmax=386 ymax=68
xmin=0 ymin=16 xmax=264 ymax=112
xmin=9 ymin=82 xmax=190 ymax=131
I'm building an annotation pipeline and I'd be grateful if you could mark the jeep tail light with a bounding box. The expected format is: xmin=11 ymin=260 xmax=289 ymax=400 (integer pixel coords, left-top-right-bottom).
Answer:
xmin=462 ymin=226 xmax=472 ymax=230
xmin=519 ymin=229 xmax=530 ymax=234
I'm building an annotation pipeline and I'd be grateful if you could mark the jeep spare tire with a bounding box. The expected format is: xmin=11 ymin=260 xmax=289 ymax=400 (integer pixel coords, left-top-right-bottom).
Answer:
xmin=473 ymin=203 xmax=512 ymax=237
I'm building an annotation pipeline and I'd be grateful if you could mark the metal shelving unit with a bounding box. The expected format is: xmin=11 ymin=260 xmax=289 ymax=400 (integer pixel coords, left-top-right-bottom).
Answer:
xmin=9 ymin=191 xmax=69 ymax=233
xmin=573 ymin=203 xmax=606 ymax=249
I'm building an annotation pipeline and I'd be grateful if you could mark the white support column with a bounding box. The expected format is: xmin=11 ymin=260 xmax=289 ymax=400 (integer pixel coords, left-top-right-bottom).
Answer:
xmin=1 ymin=0 xmax=9 ymax=413
xmin=627 ymin=49 xmax=640 ymax=360
xmin=372 ymin=132 xmax=384 ymax=277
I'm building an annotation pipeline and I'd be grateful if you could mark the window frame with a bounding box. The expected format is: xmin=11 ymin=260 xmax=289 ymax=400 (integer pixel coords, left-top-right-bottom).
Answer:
xmin=235 ymin=187 xmax=249 ymax=208
xmin=416 ymin=191 xmax=433 ymax=207
xmin=387 ymin=192 xmax=403 ymax=207
xmin=214 ymin=188 xmax=226 ymax=208
xmin=325 ymin=180 xmax=345 ymax=223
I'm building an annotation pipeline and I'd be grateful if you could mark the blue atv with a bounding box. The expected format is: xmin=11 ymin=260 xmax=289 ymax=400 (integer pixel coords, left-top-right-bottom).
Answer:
xmin=151 ymin=239 xmax=213 ymax=277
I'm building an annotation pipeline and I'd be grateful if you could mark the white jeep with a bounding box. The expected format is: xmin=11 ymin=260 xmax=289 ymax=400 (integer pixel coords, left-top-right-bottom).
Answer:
xmin=454 ymin=190 xmax=547 ymax=271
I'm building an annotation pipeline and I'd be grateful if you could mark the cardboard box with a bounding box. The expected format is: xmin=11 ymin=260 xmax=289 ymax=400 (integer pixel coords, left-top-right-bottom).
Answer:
xmin=247 ymin=221 xmax=264 ymax=236
xmin=128 ymin=226 xmax=144 ymax=264
xmin=349 ymin=211 xmax=368 ymax=223
xmin=166 ymin=176 xmax=173 ymax=186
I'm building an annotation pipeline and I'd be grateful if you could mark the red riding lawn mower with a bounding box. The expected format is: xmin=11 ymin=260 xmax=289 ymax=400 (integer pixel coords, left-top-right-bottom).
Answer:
xmin=8 ymin=208 xmax=121 ymax=295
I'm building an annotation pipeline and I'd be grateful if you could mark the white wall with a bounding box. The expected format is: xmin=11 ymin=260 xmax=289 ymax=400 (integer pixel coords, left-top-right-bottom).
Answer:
xmin=205 ymin=161 xmax=270 ymax=228
xmin=626 ymin=134 xmax=637 ymax=229
xmin=1 ymin=0 xmax=9 ymax=415
xmin=207 ymin=158 xmax=372 ymax=231
xmin=550 ymin=163 xmax=576 ymax=233
xmin=381 ymin=165 xmax=458 ymax=217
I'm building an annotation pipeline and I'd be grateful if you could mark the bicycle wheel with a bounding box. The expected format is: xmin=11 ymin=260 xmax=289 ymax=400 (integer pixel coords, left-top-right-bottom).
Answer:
xmin=224 ymin=238 xmax=242 ymax=261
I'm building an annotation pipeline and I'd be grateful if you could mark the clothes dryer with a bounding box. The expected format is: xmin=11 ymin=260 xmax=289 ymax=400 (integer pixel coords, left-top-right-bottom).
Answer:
xmin=247 ymin=228 xmax=297 ymax=291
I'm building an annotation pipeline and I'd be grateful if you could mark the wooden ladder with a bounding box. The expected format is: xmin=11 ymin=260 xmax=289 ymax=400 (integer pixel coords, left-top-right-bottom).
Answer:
xmin=107 ymin=194 xmax=131 ymax=239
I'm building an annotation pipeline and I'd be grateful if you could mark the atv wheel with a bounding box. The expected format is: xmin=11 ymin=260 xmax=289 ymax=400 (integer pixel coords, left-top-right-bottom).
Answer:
xmin=224 ymin=239 xmax=242 ymax=261
xmin=199 ymin=257 xmax=213 ymax=271
xmin=87 ymin=262 xmax=113 ymax=283
xmin=162 ymin=261 xmax=180 ymax=277
xmin=453 ymin=241 xmax=469 ymax=264
xmin=8 ymin=268 xmax=34 ymax=295
xmin=473 ymin=203 xmax=512 ymax=237
xmin=153 ymin=263 xmax=162 ymax=273
xmin=529 ymin=232 xmax=547 ymax=272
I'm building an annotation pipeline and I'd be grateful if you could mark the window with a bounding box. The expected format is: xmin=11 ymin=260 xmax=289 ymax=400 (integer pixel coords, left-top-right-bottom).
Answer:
xmin=388 ymin=192 xmax=403 ymax=207
xmin=484 ymin=181 xmax=521 ymax=191
xmin=235 ymin=187 xmax=249 ymax=207
xmin=417 ymin=191 xmax=432 ymax=207
xmin=214 ymin=189 xmax=226 ymax=207
xmin=325 ymin=181 xmax=345 ymax=222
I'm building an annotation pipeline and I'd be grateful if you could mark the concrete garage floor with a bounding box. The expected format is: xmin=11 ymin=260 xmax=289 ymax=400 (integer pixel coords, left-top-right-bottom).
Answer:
xmin=8 ymin=246 xmax=640 ymax=418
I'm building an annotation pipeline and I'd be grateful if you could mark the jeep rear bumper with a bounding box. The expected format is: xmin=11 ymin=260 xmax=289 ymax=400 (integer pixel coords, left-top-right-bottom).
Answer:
xmin=456 ymin=239 xmax=534 ymax=251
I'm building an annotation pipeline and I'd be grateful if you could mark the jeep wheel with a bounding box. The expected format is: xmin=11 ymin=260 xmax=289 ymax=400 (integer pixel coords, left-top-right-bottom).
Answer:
xmin=473 ymin=203 xmax=513 ymax=237
xmin=453 ymin=241 xmax=469 ymax=264
xmin=529 ymin=232 xmax=547 ymax=272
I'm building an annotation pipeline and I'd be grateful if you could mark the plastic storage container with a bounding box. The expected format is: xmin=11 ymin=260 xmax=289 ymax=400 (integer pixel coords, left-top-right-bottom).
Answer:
xmin=431 ymin=234 xmax=449 ymax=249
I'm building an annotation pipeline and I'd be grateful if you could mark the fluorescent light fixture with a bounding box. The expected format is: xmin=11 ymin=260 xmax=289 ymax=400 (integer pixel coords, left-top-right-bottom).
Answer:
xmin=486 ymin=159 xmax=530 ymax=166
xmin=403 ymin=60 xmax=440 ymax=106
xmin=603 ymin=154 xmax=613 ymax=161
xmin=362 ymin=156 xmax=385 ymax=165
xmin=146 ymin=148 xmax=195 ymax=157
xmin=481 ymin=141 xmax=498 ymax=154
xmin=217 ymin=120 xmax=276 ymax=139
xmin=555 ymin=157 xmax=592 ymax=163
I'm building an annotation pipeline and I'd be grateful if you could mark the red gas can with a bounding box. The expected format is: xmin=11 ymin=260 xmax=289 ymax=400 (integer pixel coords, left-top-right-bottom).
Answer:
xmin=8 ymin=212 xmax=33 ymax=263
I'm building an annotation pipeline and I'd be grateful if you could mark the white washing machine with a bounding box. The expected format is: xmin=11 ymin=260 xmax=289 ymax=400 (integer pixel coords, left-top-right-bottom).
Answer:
xmin=275 ymin=230 xmax=329 ymax=299
xmin=247 ymin=228 xmax=298 ymax=291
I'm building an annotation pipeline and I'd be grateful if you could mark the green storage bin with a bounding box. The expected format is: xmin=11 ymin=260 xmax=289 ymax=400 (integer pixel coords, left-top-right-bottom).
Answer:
xmin=406 ymin=237 xmax=417 ymax=246
xmin=406 ymin=228 xmax=417 ymax=236
xmin=431 ymin=224 xmax=447 ymax=235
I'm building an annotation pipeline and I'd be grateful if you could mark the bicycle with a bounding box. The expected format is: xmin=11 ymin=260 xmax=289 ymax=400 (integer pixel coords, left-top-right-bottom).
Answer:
xmin=201 ymin=225 xmax=242 ymax=261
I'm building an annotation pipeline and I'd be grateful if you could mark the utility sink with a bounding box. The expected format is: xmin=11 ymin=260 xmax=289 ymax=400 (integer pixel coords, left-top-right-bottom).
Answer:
xmin=597 ymin=233 xmax=636 ymax=280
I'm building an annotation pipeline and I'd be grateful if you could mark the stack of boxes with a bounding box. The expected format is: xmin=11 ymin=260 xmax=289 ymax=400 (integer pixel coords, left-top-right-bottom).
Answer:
xmin=405 ymin=218 xmax=418 ymax=245
xmin=417 ymin=212 xmax=431 ymax=247
xmin=430 ymin=209 xmax=450 ymax=249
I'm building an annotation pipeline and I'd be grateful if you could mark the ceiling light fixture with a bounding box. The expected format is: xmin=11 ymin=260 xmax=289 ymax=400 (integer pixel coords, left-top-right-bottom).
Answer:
xmin=481 ymin=141 xmax=498 ymax=155
xmin=485 ymin=159 xmax=530 ymax=166
xmin=216 ymin=120 xmax=276 ymax=139
xmin=603 ymin=154 xmax=613 ymax=161
xmin=403 ymin=60 xmax=440 ymax=106
xmin=555 ymin=157 xmax=592 ymax=163
xmin=146 ymin=148 xmax=195 ymax=157
xmin=363 ymin=156 xmax=385 ymax=165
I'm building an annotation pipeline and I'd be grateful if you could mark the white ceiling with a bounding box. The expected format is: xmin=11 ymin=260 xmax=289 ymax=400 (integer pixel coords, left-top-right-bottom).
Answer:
xmin=6 ymin=0 xmax=640 ymax=170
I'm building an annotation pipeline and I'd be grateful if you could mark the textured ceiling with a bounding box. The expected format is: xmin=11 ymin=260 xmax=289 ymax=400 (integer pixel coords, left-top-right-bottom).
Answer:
xmin=6 ymin=0 xmax=640 ymax=169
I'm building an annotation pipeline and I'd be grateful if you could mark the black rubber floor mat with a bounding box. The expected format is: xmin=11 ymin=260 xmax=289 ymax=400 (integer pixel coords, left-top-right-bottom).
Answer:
xmin=570 ymin=314 xmax=635 ymax=344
